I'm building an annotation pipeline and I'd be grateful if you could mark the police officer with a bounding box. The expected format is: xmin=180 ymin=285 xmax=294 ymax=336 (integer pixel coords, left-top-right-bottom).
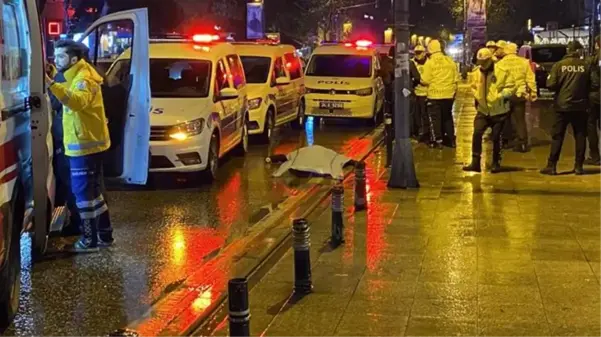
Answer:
xmin=585 ymin=36 xmax=600 ymax=166
xmin=463 ymin=48 xmax=516 ymax=173
xmin=495 ymin=40 xmax=508 ymax=61
xmin=412 ymin=45 xmax=428 ymax=141
xmin=46 ymin=39 xmax=113 ymax=252
xmin=486 ymin=41 xmax=498 ymax=60
xmin=422 ymin=39 xmax=459 ymax=148
xmin=498 ymin=42 xmax=537 ymax=153
xmin=540 ymin=41 xmax=590 ymax=175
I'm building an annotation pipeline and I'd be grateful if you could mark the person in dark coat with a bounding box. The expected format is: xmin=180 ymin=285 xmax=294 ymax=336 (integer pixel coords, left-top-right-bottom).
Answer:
xmin=585 ymin=36 xmax=600 ymax=165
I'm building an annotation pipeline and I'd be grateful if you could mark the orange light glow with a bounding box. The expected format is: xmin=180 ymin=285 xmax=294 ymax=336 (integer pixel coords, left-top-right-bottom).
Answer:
xmin=192 ymin=34 xmax=220 ymax=43
xmin=356 ymin=40 xmax=373 ymax=47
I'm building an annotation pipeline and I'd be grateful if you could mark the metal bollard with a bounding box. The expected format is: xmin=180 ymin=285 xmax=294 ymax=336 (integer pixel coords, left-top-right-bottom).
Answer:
xmin=331 ymin=183 xmax=345 ymax=246
xmin=228 ymin=278 xmax=251 ymax=337
xmin=354 ymin=161 xmax=367 ymax=211
xmin=292 ymin=218 xmax=313 ymax=294
xmin=385 ymin=112 xmax=393 ymax=167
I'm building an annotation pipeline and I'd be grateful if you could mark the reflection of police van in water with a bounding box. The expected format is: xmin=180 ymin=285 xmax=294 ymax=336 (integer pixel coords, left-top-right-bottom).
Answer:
xmin=0 ymin=1 xmax=152 ymax=331
xmin=303 ymin=40 xmax=385 ymax=125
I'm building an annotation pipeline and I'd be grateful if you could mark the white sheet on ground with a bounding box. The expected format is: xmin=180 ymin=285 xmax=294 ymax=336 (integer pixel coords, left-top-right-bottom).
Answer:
xmin=272 ymin=145 xmax=352 ymax=179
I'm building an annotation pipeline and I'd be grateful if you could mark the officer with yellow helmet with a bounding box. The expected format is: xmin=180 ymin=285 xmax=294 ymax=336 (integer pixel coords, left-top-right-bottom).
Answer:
xmin=498 ymin=42 xmax=537 ymax=152
xmin=495 ymin=40 xmax=508 ymax=61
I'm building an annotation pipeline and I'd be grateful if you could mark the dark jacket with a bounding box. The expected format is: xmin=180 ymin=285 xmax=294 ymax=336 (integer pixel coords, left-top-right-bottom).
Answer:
xmin=589 ymin=51 xmax=600 ymax=106
xmin=380 ymin=55 xmax=421 ymax=88
xmin=547 ymin=53 xmax=590 ymax=112
xmin=50 ymin=72 xmax=66 ymax=152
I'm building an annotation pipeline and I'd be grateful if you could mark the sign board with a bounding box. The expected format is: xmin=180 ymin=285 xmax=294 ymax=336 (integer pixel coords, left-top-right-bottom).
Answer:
xmin=246 ymin=3 xmax=264 ymax=40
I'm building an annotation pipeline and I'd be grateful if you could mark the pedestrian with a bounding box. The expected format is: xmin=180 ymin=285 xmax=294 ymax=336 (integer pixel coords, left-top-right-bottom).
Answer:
xmin=498 ymin=42 xmax=538 ymax=153
xmin=412 ymin=45 xmax=428 ymax=141
xmin=463 ymin=48 xmax=516 ymax=173
xmin=585 ymin=36 xmax=600 ymax=166
xmin=46 ymin=39 xmax=114 ymax=252
xmin=380 ymin=47 xmax=394 ymax=116
xmin=540 ymin=41 xmax=590 ymax=176
xmin=422 ymin=39 xmax=459 ymax=148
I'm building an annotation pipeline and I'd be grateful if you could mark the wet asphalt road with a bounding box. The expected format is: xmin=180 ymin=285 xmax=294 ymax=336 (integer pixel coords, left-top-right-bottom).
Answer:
xmin=5 ymin=119 xmax=376 ymax=336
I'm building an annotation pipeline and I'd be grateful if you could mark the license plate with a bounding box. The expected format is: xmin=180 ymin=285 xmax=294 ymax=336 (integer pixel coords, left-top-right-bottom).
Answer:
xmin=319 ymin=101 xmax=344 ymax=109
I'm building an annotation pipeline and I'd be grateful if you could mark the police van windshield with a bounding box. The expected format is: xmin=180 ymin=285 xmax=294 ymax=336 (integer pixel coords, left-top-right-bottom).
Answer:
xmin=532 ymin=47 xmax=567 ymax=63
xmin=240 ymin=56 xmax=271 ymax=84
xmin=306 ymin=55 xmax=372 ymax=78
xmin=149 ymin=59 xmax=212 ymax=98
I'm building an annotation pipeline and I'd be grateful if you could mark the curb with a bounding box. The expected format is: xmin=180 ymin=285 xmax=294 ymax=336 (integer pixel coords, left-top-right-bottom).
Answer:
xmin=118 ymin=126 xmax=385 ymax=337
xmin=191 ymin=130 xmax=385 ymax=336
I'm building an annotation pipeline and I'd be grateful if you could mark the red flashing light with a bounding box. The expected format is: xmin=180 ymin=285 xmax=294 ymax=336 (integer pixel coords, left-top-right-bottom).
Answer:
xmin=48 ymin=22 xmax=62 ymax=36
xmin=355 ymin=40 xmax=373 ymax=47
xmin=192 ymin=34 xmax=220 ymax=43
xmin=344 ymin=42 xmax=353 ymax=47
xmin=285 ymin=62 xmax=292 ymax=69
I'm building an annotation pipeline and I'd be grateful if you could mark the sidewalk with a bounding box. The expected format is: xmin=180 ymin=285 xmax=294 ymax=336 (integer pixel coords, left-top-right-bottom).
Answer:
xmin=213 ymin=90 xmax=601 ymax=336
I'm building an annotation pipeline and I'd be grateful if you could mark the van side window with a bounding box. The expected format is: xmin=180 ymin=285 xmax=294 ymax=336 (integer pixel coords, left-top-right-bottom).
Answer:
xmin=226 ymin=54 xmax=245 ymax=89
xmin=215 ymin=59 xmax=230 ymax=94
xmin=85 ymin=20 xmax=134 ymax=75
xmin=283 ymin=53 xmax=302 ymax=80
xmin=271 ymin=57 xmax=286 ymax=86
xmin=2 ymin=1 xmax=25 ymax=82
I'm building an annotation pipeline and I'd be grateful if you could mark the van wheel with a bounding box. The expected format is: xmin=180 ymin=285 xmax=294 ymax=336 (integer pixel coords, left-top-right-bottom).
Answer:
xmin=260 ymin=109 xmax=275 ymax=143
xmin=291 ymin=100 xmax=305 ymax=129
xmin=201 ymin=132 xmax=219 ymax=182
xmin=369 ymin=104 xmax=382 ymax=126
xmin=234 ymin=115 xmax=249 ymax=156
xmin=31 ymin=200 xmax=50 ymax=262
xmin=0 ymin=187 xmax=24 ymax=333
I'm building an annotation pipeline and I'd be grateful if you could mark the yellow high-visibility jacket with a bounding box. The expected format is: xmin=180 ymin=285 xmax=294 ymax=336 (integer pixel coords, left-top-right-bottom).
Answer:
xmin=470 ymin=63 xmax=517 ymax=116
xmin=49 ymin=59 xmax=110 ymax=157
xmin=497 ymin=54 xmax=537 ymax=100
xmin=421 ymin=52 xmax=459 ymax=99
xmin=412 ymin=58 xmax=428 ymax=97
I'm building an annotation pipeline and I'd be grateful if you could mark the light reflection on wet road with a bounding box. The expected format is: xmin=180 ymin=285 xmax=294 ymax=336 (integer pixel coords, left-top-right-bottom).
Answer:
xmin=6 ymin=120 xmax=376 ymax=336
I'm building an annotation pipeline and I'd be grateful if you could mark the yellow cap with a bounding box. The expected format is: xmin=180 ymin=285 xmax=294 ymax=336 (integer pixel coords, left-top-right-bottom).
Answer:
xmin=504 ymin=42 xmax=518 ymax=55
xmin=427 ymin=39 xmax=442 ymax=53
xmin=496 ymin=40 xmax=508 ymax=49
xmin=414 ymin=45 xmax=426 ymax=52
xmin=486 ymin=41 xmax=497 ymax=48
xmin=477 ymin=48 xmax=493 ymax=60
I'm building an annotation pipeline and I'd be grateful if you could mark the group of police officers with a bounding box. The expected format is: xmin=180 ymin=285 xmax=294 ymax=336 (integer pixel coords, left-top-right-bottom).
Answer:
xmin=403 ymin=37 xmax=600 ymax=175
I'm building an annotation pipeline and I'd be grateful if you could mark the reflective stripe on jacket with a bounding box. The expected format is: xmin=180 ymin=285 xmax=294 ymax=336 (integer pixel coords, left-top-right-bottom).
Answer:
xmin=421 ymin=52 xmax=459 ymax=99
xmin=49 ymin=59 xmax=110 ymax=157
xmin=412 ymin=58 xmax=427 ymax=97
xmin=497 ymin=54 xmax=536 ymax=100
xmin=470 ymin=64 xmax=516 ymax=117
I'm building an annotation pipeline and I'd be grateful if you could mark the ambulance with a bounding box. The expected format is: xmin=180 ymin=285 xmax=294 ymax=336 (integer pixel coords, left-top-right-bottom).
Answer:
xmin=303 ymin=40 xmax=385 ymax=125
xmin=0 ymin=1 xmax=151 ymax=331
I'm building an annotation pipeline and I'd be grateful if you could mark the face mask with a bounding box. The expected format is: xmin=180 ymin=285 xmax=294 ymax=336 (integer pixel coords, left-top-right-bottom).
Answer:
xmin=415 ymin=52 xmax=425 ymax=60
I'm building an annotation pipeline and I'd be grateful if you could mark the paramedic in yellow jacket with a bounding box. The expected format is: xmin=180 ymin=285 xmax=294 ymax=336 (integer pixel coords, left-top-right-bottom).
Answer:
xmin=412 ymin=45 xmax=428 ymax=141
xmin=45 ymin=40 xmax=113 ymax=253
xmin=422 ymin=39 xmax=460 ymax=148
xmin=498 ymin=42 xmax=537 ymax=152
xmin=463 ymin=48 xmax=516 ymax=174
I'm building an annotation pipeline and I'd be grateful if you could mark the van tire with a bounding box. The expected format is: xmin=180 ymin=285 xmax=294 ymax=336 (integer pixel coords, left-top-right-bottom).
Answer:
xmin=31 ymin=200 xmax=51 ymax=262
xmin=0 ymin=186 xmax=24 ymax=333
xmin=369 ymin=103 xmax=382 ymax=126
xmin=201 ymin=132 xmax=219 ymax=182
xmin=291 ymin=99 xmax=305 ymax=129
xmin=260 ymin=109 xmax=275 ymax=143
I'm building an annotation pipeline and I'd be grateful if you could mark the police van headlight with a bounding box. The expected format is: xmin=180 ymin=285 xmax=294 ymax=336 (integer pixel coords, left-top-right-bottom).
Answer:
xmin=248 ymin=98 xmax=262 ymax=110
xmin=169 ymin=118 xmax=205 ymax=141
xmin=356 ymin=88 xmax=373 ymax=96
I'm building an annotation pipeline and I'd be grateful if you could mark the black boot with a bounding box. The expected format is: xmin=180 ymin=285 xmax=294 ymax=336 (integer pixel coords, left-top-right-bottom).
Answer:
xmin=574 ymin=163 xmax=585 ymax=175
xmin=490 ymin=161 xmax=502 ymax=173
xmin=584 ymin=157 xmax=601 ymax=166
xmin=463 ymin=156 xmax=481 ymax=172
xmin=540 ymin=162 xmax=557 ymax=175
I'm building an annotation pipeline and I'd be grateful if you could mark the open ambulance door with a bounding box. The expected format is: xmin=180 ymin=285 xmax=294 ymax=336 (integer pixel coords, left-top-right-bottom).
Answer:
xmin=78 ymin=8 xmax=150 ymax=185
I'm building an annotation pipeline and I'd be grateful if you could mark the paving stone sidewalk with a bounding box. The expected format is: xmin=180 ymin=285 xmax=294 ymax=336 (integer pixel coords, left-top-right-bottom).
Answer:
xmin=213 ymin=86 xmax=601 ymax=337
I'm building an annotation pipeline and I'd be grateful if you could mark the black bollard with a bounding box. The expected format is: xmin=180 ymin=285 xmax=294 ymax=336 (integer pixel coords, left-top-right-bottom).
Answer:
xmin=292 ymin=218 xmax=313 ymax=294
xmin=228 ymin=278 xmax=251 ymax=337
xmin=354 ymin=161 xmax=367 ymax=211
xmin=385 ymin=112 xmax=393 ymax=167
xmin=331 ymin=183 xmax=345 ymax=246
